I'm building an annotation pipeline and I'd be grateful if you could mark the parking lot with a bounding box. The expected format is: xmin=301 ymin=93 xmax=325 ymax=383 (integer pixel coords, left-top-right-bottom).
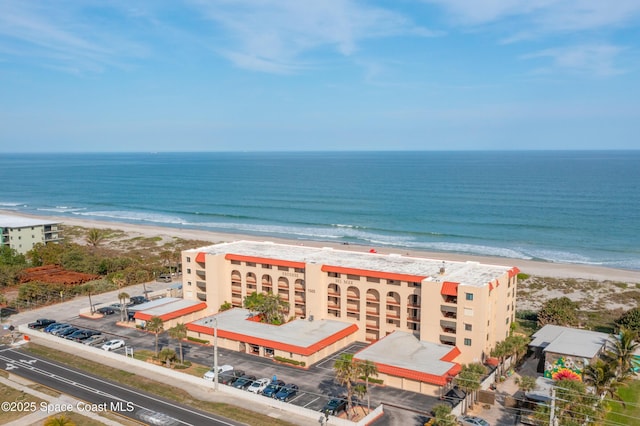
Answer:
xmin=11 ymin=284 xmax=451 ymax=426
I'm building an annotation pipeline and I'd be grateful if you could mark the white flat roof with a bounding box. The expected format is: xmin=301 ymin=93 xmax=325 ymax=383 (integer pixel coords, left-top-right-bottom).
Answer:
xmin=189 ymin=240 xmax=513 ymax=287
xmin=530 ymin=325 xmax=610 ymax=358
xmin=354 ymin=331 xmax=457 ymax=377
xmin=0 ymin=214 xmax=60 ymax=228
xmin=137 ymin=298 xmax=203 ymax=317
xmin=129 ymin=297 xmax=181 ymax=312
xmin=192 ymin=308 xmax=355 ymax=349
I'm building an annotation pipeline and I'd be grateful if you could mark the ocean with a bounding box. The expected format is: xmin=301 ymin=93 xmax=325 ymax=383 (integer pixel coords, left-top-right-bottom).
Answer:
xmin=1 ymin=151 xmax=638 ymax=270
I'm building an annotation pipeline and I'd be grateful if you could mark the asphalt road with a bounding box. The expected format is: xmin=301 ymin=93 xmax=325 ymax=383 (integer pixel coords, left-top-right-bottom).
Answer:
xmin=0 ymin=343 xmax=244 ymax=426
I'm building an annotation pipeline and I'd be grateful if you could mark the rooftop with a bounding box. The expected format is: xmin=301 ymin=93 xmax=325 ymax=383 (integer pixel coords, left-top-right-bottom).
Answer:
xmin=188 ymin=240 xmax=516 ymax=287
xmin=0 ymin=214 xmax=60 ymax=228
xmin=189 ymin=308 xmax=358 ymax=355
xmin=132 ymin=297 xmax=207 ymax=322
xmin=530 ymin=325 xmax=611 ymax=358
xmin=353 ymin=331 xmax=461 ymax=385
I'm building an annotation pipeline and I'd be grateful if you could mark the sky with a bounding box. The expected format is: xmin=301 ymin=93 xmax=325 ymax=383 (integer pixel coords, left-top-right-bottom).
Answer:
xmin=1 ymin=0 xmax=639 ymax=152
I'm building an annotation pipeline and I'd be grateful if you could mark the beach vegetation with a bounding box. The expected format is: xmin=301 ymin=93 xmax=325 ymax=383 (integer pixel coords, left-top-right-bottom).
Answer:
xmin=615 ymin=308 xmax=640 ymax=334
xmin=85 ymin=228 xmax=106 ymax=247
xmin=537 ymin=297 xmax=579 ymax=327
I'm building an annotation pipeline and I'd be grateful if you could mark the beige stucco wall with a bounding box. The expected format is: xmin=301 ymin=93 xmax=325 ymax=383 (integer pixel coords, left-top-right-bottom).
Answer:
xmin=181 ymin=248 xmax=518 ymax=367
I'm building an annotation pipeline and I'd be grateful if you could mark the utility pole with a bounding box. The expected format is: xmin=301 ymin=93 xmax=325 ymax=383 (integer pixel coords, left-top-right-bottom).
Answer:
xmin=214 ymin=317 xmax=219 ymax=391
xmin=549 ymin=387 xmax=556 ymax=426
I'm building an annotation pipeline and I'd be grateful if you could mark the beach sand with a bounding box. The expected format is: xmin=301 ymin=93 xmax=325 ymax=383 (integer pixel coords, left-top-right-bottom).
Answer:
xmin=4 ymin=210 xmax=640 ymax=284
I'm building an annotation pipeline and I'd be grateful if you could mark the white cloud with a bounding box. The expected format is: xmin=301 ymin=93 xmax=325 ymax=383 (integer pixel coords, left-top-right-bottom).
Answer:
xmin=521 ymin=44 xmax=626 ymax=77
xmin=424 ymin=0 xmax=640 ymax=35
xmin=189 ymin=0 xmax=436 ymax=73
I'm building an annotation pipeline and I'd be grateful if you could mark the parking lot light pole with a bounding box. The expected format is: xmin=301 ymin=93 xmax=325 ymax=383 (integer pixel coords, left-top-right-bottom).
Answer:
xmin=214 ymin=317 xmax=219 ymax=391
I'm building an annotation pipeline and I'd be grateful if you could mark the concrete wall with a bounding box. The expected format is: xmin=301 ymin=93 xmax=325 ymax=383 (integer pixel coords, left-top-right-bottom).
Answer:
xmin=19 ymin=325 xmax=383 ymax=426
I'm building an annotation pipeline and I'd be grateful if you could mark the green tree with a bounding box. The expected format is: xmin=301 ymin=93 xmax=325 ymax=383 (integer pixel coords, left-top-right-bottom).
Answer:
xmin=118 ymin=291 xmax=129 ymax=322
xmin=146 ymin=316 xmax=164 ymax=356
xmin=615 ymin=308 xmax=640 ymax=336
xmin=243 ymin=291 xmax=289 ymax=325
xmin=455 ymin=363 xmax=486 ymax=412
xmin=168 ymin=323 xmax=188 ymax=363
xmin=219 ymin=301 xmax=232 ymax=311
xmin=333 ymin=353 xmax=359 ymax=419
xmin=86 ymin=228 xmax=106 ymax=247
xmin=431 ymin=403 xmax=457 ymax=426
xmin=537 ymin=297 xmax=579 ymax=327
xmin=607 ymin=328 xmax=639 ymax=379
xmin=491 ymin=339 xmax=514 ymax=378
xmin=0 ymin=245 xmax=26 ymax=266
xmin=553 ymin=378 xmax=602 ymax=425
xmin=357 ymin=359 xmax=378 ymax=412
xmin=507 ymin=334 xmax=530 ymax=365
xmin=44 ymin=415 xmax=76 ymax=426
xmin=583 ymin=359 xmax=626 ymax=407
xmin=158 ymin=347 xmax=177 ymax=367
xmin=515 ymin=375 xmax=537 ymax=393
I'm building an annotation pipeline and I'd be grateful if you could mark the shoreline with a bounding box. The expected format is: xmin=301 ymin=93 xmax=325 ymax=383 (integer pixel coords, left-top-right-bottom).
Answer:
xmin=4 ymin=210 xmax=640 ymax=283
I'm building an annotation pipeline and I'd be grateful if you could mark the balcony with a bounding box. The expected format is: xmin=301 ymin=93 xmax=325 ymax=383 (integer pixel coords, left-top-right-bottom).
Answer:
xmin=442 ymin=296 xmax=457 ymax=304
xmin=196 ymin=292 xmax=207 ymax=301
xmin=196 ymin=281 xmax=206 ymax=291
xmin=231 ymin=280 xmax=241 ymax=288
xmin=196 ymin=270 xmax=206 ymax=278
xmin=295 ymin=283 xmax=305 ymax=292
xmin=385 ymin=298 xmax=400 ymax=306
xmin=346 ymin=303 xmax=359 ymax=313
xmin=440 ymin=336 xmax=456 ymax=346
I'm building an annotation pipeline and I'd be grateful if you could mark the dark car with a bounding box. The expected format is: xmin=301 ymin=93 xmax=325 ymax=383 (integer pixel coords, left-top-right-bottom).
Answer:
xmin=27 ymin=319 xmax=56 ymax=329
xmin=0 ymin=306 xmax=18 ymax=319
xmin=219 ymin=370 xmax=245 ymax=385
xmin=262 ymin=380 xmax=285 ymax=398
xmin=97 ymin=306 xmax=115 ymax=315
xmin=129 ymin=296 xmax=149 ymax=305
xmin=321 ymin=397 xmax=348 ymax=416
xmin=44 ymin=322 xmax=68 ymax=333
xmin=57 ymin=327 xmax=80 ymax=337
xmin=274 ymin=384 xmax=299 ymax=401
xmin=66 ymin=330 xmax=100 ymax=342
xmin=232 ymin=375 xmax=257 ymax=390
xmin=50 ymin=324 xmax=73 ymax=335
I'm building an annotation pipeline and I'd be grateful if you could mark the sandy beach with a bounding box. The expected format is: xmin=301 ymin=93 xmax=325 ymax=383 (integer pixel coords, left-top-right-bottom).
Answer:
xmin=4 ymin=210 xmax=640 ymax=284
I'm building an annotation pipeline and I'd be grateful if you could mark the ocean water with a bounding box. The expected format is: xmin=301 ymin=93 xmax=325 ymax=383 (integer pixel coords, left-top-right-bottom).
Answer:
xmin=1 ymin=151 xmax=639 ymax=270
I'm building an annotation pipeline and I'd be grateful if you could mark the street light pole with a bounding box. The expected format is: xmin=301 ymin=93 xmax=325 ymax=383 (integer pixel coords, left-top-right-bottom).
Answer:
xmin=214 ymin=317 xmax=219 ymax=391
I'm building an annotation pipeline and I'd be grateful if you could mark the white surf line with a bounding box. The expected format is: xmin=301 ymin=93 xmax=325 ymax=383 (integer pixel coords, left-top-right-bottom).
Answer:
xmin=7 ymin=349 xmax=237 ymax=426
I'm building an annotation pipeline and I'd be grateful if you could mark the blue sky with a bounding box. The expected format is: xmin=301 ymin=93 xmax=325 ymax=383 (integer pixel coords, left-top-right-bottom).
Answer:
xmin=1 ymin=0 xmax=639 ymax=152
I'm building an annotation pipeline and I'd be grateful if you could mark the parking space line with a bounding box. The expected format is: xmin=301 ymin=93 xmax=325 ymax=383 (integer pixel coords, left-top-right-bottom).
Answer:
xmin=303 ymin=396 xmax=320 ymax=407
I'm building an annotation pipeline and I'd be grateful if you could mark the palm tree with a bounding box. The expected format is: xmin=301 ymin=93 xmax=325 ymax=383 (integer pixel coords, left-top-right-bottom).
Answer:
xmin=508 ymin=334 xmax=530 ymax=365
xmin=85 ymin=283 xmax=95 ymax=314
xmin=455 ymin=363 xmax=485 ymax=412
xmin=86 ymin=228 xmax=105 ymax=248
xmin=608 ymin=328 xmax=639 ymax=379
xmin=118 ymin=291 xmax=129 ymax=322
xmin=515 ymin=375 xmax=537 ymax=393
xmin=357 ymin=359 xmax=379 ymax=412
xmin=158 ymin=347 xmax=177 ymax=367
xmin=334 ymin=353 xmax=359 ymax=419
xmin=583 ymin=359 xmax=626 ymax=406
xmin=431 ymin=403 xmax=457 ymax=426
xmin=146 ymin=316 xmax=164 ymax=356
xmin=44 ymin=415 xmax=76 ymax=426
xmin=491 ymin=339 xmax=513 ymax=379
xmin=168 ymin=323 xmax=188 ymax=364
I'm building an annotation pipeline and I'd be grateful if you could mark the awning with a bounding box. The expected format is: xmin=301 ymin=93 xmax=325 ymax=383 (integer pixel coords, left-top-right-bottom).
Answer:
xmin=440 ymin=281 xmax=459 ymax=296
xmin=195 ymin=252 xmax=206 ymax=263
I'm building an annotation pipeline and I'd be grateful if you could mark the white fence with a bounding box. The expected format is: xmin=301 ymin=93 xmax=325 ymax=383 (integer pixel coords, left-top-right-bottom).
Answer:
xmin=18 ymin=325 xmax=383 ymax=426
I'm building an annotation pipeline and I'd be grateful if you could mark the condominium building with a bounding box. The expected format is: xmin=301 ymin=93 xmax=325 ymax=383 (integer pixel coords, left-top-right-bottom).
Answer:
xmin=0 ymin=214 xmax=63 ymax=255
xmin=182 ymin=240 xmax=519 ymax=365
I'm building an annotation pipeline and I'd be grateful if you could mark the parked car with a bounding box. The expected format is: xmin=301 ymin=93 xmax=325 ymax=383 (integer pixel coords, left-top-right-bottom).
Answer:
xmin=129 ymin=296 xmax=149 ymax=305
xmin=101 ymin=339 xmax=125 ymax=351
xmin=262 ymin=380 xmax=285 ymax=398
xmin=50 ymin=324 xmax=74 ymax=335
xmin=232 ymin=375 xmax=257 ymax=390
xmin=247 ymin=377 xmax=271 ymax=394
xmin=219 ymin=370 xmax=245 ymax=385
xmin=57 ymin=327 xmax=80 ymax=337
xmin=203 ymin=365 xmax=234 ymax=381
xmin=66 ymin=329 xmax=99 ymax=342
xmin=321 ymin=397 xmax=348 ymax=416
xmin=83 ymin=334 xmax=106 ymax=346
xmin=28 ymin=319 xmax=56 ymax=329
xmin=97 ymin=306 xmax=115 ymax=315
xmin=458 ymin=415 xmax=490 ymax=426
xmin=44 ymin=322 xmax=69 ymax=333
xmin=274 ymin=384 xmax=299 ymax=401
xmin=158 ymin=274 xmax=172 ymax=283
xmin=0 ymin=306 xmax=18 ymax=319
xmin=109 ymin=303 xmax=124 ymax=312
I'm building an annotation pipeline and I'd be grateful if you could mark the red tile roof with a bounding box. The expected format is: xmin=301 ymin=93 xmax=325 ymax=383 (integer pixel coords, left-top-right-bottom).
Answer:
xmin=440 ymin=281 xmax=459 ymax=296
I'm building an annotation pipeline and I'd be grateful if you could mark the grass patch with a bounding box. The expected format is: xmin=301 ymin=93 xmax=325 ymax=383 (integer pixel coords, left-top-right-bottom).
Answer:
xmin=45 ymin=412 xmax=108 ymax=426
xmin=0 ymin=383 xmax=45 ymax=424
xmin=28 ymin=383 xmax=61 ymax=397
xmin=24 ymin=344 xmax=296 ymax=426
xmin=606 ymin=379 xmax=640 ymax=424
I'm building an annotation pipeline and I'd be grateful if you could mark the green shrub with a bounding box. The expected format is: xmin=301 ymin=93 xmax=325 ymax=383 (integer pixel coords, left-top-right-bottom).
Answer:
xmin=187 ymin=336 xmax=210 ymax=345
xmin=274 ymin=356 xmax=305 ymax=367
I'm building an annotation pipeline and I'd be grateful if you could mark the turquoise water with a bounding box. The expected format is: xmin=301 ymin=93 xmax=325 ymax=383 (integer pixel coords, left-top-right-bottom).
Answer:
xmin=1 ymin=151 xmax=638 ymax=270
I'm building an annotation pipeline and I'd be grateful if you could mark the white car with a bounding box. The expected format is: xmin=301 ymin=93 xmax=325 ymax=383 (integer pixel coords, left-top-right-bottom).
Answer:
xmin=247 ymin=377 xmax=271 ymax=394
xmin=203 ymin=364 xmax=234 ymax=381
xmin=101 ymin=339 xmax=125 ymax=351
xmin=458 ymin=415 xmax=490 ymax=426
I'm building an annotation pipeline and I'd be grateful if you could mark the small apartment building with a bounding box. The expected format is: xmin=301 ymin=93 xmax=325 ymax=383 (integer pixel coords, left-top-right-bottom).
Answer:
xmin=0 ymin=214 xmax=63 ymax=255
xmin=182 ymin=241 xmax=519 ymax=365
